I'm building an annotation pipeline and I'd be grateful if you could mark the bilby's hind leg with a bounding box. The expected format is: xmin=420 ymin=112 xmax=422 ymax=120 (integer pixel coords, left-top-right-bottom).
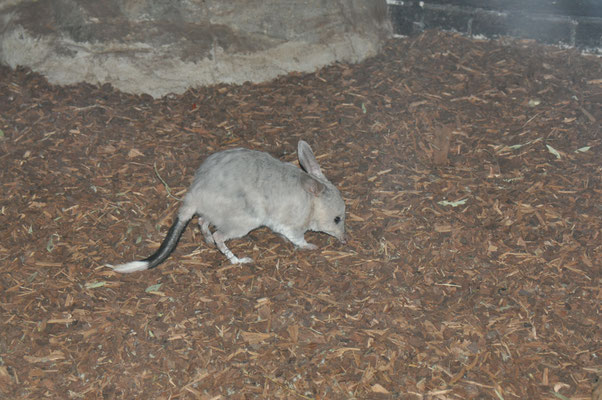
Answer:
xmin=212 ymin=231 xmax=253 ymax=264
xmin=198 ymin=218 xmax=214 ymax=244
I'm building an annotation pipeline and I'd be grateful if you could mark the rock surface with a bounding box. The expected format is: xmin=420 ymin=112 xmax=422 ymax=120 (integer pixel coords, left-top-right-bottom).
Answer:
xmin=0 ymin=0 xmax=391 ymax=97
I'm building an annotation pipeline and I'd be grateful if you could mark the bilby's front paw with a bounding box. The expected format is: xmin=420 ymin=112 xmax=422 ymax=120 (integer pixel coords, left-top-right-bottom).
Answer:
xmin=299 ymin=243 xmax=318 ymax=251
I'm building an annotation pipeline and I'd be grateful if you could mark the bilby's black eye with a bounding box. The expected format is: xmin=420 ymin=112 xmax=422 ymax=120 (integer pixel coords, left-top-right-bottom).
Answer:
xmin=334 ymin=216 xmax=341 ymax=224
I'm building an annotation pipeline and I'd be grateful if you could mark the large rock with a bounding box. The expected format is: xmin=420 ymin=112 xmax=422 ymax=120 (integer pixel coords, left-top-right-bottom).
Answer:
xmin=0 ymin=0 xmax=391 ymax=97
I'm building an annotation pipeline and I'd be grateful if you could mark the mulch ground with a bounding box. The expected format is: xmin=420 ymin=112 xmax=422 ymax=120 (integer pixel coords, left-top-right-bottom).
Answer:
xmin=0 ymin=30 xmax=600 ymax=399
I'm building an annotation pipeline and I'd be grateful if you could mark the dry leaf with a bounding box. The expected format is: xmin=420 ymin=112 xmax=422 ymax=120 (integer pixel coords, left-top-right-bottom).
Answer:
xmin=128 ymin=148 xmax=144 ymax=158
xmin=434 ymin=224 xmax=452 ymax=233
xmin=23 ymin=351 xmax=65 ymax=363
xmin=240 ymin=331 xmax=273 ymax=344
xmin=371 ymin=383 xmax=390 ymax=394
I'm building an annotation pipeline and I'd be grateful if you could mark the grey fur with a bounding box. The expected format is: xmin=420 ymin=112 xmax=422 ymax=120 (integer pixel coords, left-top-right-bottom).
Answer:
xmin=110 ymin=140 xmax=346 ymax=272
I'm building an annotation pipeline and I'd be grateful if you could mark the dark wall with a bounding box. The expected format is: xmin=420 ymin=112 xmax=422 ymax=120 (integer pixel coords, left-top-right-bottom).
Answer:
xmin=423 ymin=0 xmax=602 ymax=17
xmin=388 ymin=0 xmax=602 ymax=51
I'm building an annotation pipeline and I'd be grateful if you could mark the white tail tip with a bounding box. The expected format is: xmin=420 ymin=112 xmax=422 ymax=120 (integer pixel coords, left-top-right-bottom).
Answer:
xmin=107 ymin=260 xmax=149 ymax=273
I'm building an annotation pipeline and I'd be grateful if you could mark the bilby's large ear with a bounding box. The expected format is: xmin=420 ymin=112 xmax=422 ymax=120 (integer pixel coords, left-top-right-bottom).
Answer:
xmin=298 ymin=140 xmax=326 ymax=179
xmin=300 ymin=174 xmax=326 ymax=196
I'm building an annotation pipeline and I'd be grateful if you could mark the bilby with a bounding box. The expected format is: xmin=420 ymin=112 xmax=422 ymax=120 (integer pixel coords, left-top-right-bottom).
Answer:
xmin=109 ymin=140 xmax=346 ymax=273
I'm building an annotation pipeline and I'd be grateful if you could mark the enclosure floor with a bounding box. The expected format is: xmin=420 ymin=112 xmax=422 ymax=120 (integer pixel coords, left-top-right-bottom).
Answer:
xmin=0 ymin=31 xmax=600 ymax=399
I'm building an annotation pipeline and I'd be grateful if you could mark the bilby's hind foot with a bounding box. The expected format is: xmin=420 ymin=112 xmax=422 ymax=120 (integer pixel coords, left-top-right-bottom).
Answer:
xmin=212 ymin=231 xmax=253 ymax=264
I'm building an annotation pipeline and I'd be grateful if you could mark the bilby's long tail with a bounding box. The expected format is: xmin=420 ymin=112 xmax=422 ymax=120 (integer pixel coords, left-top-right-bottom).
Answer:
xmin=110 ymin=217 xmax=191 ymax=273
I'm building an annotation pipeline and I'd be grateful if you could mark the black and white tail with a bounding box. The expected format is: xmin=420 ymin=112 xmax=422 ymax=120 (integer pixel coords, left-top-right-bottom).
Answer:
xmin=109 ymin=217 xmax=190 ymax=273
